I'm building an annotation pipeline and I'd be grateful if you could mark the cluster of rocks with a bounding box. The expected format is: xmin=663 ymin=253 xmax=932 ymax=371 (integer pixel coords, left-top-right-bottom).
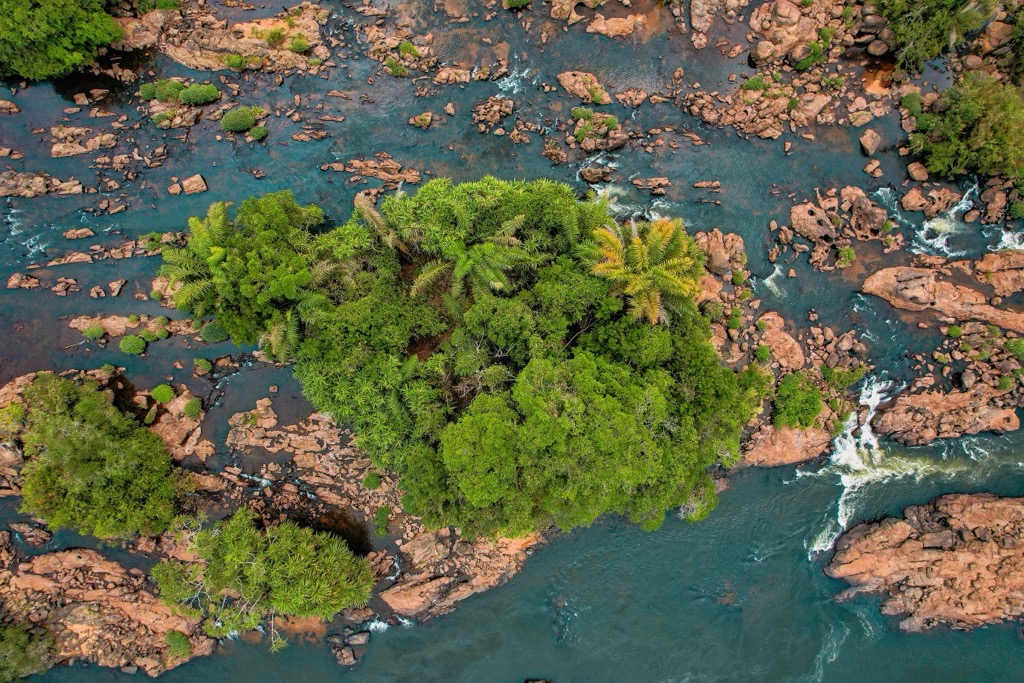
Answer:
xmin=116 ymin=2 xmax=330 ymax=74
xmin=0 ymin=170 xmax=83 ymax=198
xmin=0 ymin=532 xmax=214 ymax=676
xmin=472 ymin=96 xmax=514 ymax=133
xmin=321 ymin=152 xmax=422 ymax=187
xmin=776 ymin=183 xmax=901 ymax=271
xmin=827 ymin=494 xmax=1024 ymax=632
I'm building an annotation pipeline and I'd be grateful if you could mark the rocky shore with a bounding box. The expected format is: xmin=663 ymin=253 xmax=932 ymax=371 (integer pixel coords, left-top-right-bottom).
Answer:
xmin=827 ymin=494 xmax=1024 ymax=632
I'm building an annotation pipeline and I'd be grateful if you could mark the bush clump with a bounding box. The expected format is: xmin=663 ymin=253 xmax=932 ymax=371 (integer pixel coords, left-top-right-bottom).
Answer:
xmin=221 ymin=107 xmax=262 ymax=133
xmin=288 ymin=36 xmax=310 ymax=53
xmin=193 ymin=357 xmax=213 ymax=375
xmin=362 ymin=472 xmax=382 ymax=490
xmin=947 ymin=324 xmax=962 ymax=338
xmin=151 ymin=384 xmax=175 ymax=403
xmin=249 ymin=125 xmax=269 ymax=141
xmin=119 ymin=335 xmax=147 ymax=355
xmin=152 ymin=510 xmax=374 ymax=650
xmin=164 ymin=630 xmax=191 ymax=660
xmin=773 ymin=371 xmax=823 ymax=429
xmin=18 ymin=374 xmax=181 ymax=538
xmin=224 ymin=53 xmax=246 ymax=70
xmin=0 ymin=623 xmax=54 ymax=681
xmin=879 ymin=0 xmax=995 ymax=71
xmin=911 ymin=74 xmax=1024 ymax=183
xmin=83 ymin=324 xmax=106 ymax=341
xmin=178 ymin=83 xmax=220 ymax=105
xmin=384 ymin=57 xmax=407 ymax=76
xmin=183 ymin=397 xmax=202 ymax=419
xmin=199 ymin=322 xmax=230 ymax=343
xmin=373 ymin=505 xmax=392 ymax=536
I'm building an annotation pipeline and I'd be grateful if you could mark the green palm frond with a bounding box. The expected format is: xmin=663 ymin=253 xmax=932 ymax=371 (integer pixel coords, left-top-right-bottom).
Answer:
xmin=410 ymin=259 xmax=452 ymax=297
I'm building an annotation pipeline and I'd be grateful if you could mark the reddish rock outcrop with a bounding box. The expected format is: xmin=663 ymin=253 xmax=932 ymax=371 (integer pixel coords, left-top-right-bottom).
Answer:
xmin=862 ymin=267 xmax=1024 ymax=334
xmin=557 ymin=72 xmax=611 ymax=104
xmin=741 ymin=424 xmax=832 ymax=467
xmin=974 ymin=250 xmax=1024 ymax=297
xmin=827 ymin=494 xmax=1024 ymax=632
xmin=873 ymin=383 xmax=1018 ymax=445
xmin=0 ymin=532 xmax=214 ymax=676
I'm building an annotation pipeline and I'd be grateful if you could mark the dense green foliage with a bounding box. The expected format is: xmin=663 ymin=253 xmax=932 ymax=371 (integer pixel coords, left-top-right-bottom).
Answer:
xmin=162 ymin=192 xmax=328 ymax=355
xmin=249 ymin=125 xmax=269 ymax=141
xmin=0 ymin=0 xmax=123 ymax=80
xmin=911 ymin=74 xmax=1024 ymax=182
xmin=18 ymin=374 xmax=181 ymax=539
xmin=165 ymin=179 xmax=765 ymax=536
xmin=220 ymin=107 xmax=262 ymax=132
xmin=164 ymin=630 xmax=191 ymax=659
xmin=0 ymin=623 xmax=53 ymax=682
xmin=151 ymin=384 xmax=175 ymax=403
xmin=120 ymin=335 xmax=146 ymax=354
xmin=153 ymin=510 xmax=373 ymax=649
xmin=772 ymin=371 xmax=823 ymax=429
xmin=184 ymin=397 xmax=202 ymax=419
xmin=879 ymin=0 xmax=994 ymax=70
xmin=178 ymin=83 xmax=220 ymax=105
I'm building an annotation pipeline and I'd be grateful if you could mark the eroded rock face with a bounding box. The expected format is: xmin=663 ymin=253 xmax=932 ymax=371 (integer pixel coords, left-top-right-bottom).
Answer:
xmin=975 ymin=250 xmax=1024 ymax=297
xmin=873 ymin=383 xmax=1018 ymax=445
xmin=0 ymin=532 xmax=214 ymax=676
xmin=741 ymin=424 xmax=831 ymax=466
xmin=557 ymin=71 xmax=611 ymax=104
xmin=862 ymin=267 xmax=1024 ymax=334
xmin=694 ymin=229 xmax=745 ymax=276
xmin=827 ymin=494 xmax=1024 ymax=632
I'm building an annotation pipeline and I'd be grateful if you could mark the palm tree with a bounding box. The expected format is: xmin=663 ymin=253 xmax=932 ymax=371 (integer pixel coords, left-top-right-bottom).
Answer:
xmin=409 ymin=215 xmax=533 ymax=299
xmin=590 ymin=217 xmax=704 ymax=325
xmin=160 ymin=202 xmax=231 ymax=317
xmin=258 ymin=264 xmax=337 ymax=361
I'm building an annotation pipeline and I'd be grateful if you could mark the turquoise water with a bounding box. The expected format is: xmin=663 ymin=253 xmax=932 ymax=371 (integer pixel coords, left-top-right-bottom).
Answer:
xmin=2 ymin=0 xmax=1024 ymax=679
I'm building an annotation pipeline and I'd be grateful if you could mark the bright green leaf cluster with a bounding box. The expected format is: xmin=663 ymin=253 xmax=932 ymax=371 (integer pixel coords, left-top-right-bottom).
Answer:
xmin=18 ymin=374 xmax=181 ymax=539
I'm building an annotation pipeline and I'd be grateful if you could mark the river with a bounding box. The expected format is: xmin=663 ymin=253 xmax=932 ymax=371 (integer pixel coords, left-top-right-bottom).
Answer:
xmin=3 ymin=0 xmax=1024 ymax=680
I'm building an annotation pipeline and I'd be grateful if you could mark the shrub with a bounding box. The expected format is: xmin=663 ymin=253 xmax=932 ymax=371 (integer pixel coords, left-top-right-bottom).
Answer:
xmin=224 ymin=53 xmax=246 ymax=70
xmin=151 ymin=384 xmax=175 ymax=403
xmin=18 ymin=374 xmax=181 ymax=538
xmin=911 ymin=74 xmax=1024 ymax=183
xmin=374 ymin=505 xmax=392 ymax=536
xmin=822 ymin=364 xmax=867 ymax=390
xmin=570 ymin=107 xmax=594 ymax=120
xmin=793 ymin=41 xmax=825 ymax=70
xmin=152 ymin=510 xmax=374 ymax=650
xmin=183 ymin=397 xmax=202 ymax=419
xmin=200 ymin=322 xmax=230 ymax=343
xmin=288 ymin=36 xmax=310 ymax=53
xmin=604 ymin=115 xmax=619 ymax=131
xmin=1010 ymin=202 xmax=1024 ymax=220
xmin=398 ymin=41 xmax=420 ymax=58
xmin=0 ymin=623 xmax=54 ymax=681
xmin=702 ymin=300 xmax=725 ymax=322
xmin=754 ymin=345 xmax=771 ymax=362
xmin=836 ymin=246 xmax=856 ymax=268
xmin=128 ymin=314 xmax=140 ymax=324
xmin=120 ymin=335 xmax=147 ymax=355
xmin=506 ymin=0 xmax=531 ymax=8
xmin=731 ymin=270 xmax=745 ymax=285
xmin=178 ymin=83 xmax=220 ymax=105
xmin=727 ymin=306 xmax=743 ymax=330
xmin=156 ymin=0 xmax=181 ymax=8
xmin=193 ymin=357 xmax=213 ymax=374
xmin=0 ymin=0 xmax=123 ymax=80
xmin=742 ymin=75 xmax=767 ymax=90
xmin=221 ymin=107 xmax=261 ymax=133
xmin=901 ymin=91 xmax=923 ymax=116
xmin=947 ymin=324 xmax=962 ymax=338
xmin=1005 ymin=338 xmax=1024 ymax=362
xmin=362 ymin=472 xmax=382 ymax=490
xmin=384 ymin=57 xmax=407 ymax=76
xmin=164 ymin=630 xmax=191 ymax=660
xmin=139 ymin=82 xmax=158 ymax=100
xmin=265 ymin=28 xmax=286 ymax=48
xmin=250 ymin=125 xmax=269 ymax=141
xmin=140 ymin=329 xmax=159 ymax=343
xmin=83 ymin=324 xmax=106 ymax=341
xmin=773 ymin=371 xmax=823 ymax=429
xmin=998 ymin=375 xmax=1014 ymax=391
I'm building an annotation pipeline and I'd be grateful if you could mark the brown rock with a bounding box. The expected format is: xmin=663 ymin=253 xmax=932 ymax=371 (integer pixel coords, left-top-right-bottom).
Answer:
xmin=742 ymin=424 xmax=832 ymax=467
xmin=907 ymin=162 xmax=928 ymax=182
xmin=181 ymin=174 xmax=207 ymax=195
xmin=827 ymin=494 xmax=1024 ymax=632
xmin=859 ymin=129 xmax=881 ymax=156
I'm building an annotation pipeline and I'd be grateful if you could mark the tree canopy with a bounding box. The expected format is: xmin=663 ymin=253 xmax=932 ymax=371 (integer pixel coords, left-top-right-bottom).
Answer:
xmin=911 ymin=73 xmax=1024 ymax=183
xmin=0 ymin=0 xmax=123 ymax=80
xmin=878 ymin=0 xmax=995 ymax=71
xmin=165 ymin=178 xmax=766 ymax=537
xmin=152 ymin=510 xmax=374 ymax=650
xmin=17 ymin=374 xmax=181 ymax=539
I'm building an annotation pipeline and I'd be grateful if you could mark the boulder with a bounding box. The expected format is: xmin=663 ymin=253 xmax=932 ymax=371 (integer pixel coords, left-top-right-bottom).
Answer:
xmin=827 ymin=494 xmax=1024 ymax=632
xmin=181 ymin=174 xmax=207 ymax=194
xmin=858 ymin=128 xmax=881 ymax=156
xmin=907 ymin=162 xmax=928 ymax=182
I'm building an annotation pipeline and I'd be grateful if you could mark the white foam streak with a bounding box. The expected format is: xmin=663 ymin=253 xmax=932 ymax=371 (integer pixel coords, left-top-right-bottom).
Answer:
xmin=910 ymin=182 xmax=978 ymax=257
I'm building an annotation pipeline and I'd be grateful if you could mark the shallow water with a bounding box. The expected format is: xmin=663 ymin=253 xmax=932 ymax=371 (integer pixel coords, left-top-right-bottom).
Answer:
xmin=3 ymin=0 xmax=1024 ymax=679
